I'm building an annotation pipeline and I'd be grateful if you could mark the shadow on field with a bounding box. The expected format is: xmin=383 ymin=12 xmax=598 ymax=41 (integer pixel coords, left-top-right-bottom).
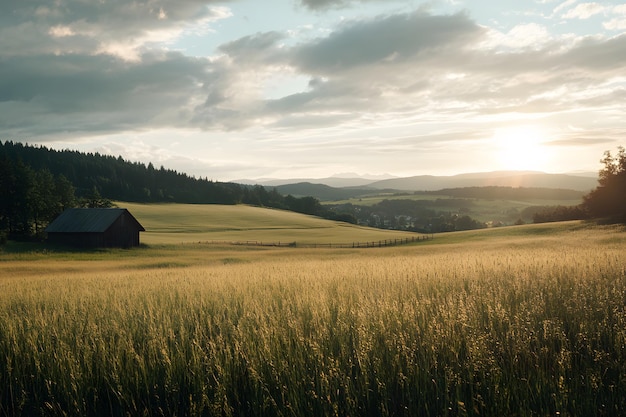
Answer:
xmin=0 ymin=240 xmax=151 ymax=254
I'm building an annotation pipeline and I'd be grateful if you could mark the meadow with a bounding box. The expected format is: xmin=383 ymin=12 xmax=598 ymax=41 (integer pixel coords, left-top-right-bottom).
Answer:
xmin=1 ymin=206 xmax=625 ymax=416
xmin=120 ymin=202 xmax=419 ymax=245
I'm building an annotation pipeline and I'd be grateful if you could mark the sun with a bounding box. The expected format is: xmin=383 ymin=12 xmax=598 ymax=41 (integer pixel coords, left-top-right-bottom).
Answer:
xmin=491 ymin=125 xmax=552 ymax=171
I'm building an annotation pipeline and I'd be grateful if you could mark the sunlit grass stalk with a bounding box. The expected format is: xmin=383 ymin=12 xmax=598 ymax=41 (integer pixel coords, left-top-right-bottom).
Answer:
xmin=1 ymin=235 xmax=626 ymax=416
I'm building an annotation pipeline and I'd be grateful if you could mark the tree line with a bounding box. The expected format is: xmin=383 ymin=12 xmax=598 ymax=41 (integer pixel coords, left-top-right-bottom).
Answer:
xmin=428 ymin=186 xmax=584 ymax=200
xmin=581 ymin=146 xmax=626 ymax=222
xmin=0 ymin=160 xmax=75 ymax=240
xmin=529 ymin=146 xmax=626 ymax=224
xmin=326 ymin=199 xmax=486 ymax=233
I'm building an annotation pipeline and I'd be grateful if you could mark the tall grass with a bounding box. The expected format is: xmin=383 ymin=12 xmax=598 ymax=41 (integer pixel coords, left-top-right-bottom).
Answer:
xmin=1 ymin=225 xmax=625 ymax=416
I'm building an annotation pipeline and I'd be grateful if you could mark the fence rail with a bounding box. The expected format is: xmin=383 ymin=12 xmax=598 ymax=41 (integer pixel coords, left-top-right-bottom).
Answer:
xmin=190 ymin=235 xmax=432 ymax=249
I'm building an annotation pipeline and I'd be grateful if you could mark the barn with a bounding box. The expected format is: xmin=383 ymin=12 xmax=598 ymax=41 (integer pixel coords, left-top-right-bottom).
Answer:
xmin=45 ymin=208 xmax=145 ymax=248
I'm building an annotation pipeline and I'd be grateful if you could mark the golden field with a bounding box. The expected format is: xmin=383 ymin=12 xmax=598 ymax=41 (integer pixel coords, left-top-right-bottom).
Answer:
xmin=1 ymin=206 xmax=625 ymax=416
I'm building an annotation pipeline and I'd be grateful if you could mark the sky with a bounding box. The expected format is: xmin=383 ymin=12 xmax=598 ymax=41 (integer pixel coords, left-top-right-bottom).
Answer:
xmin=2 ymin=0 xmax=626 ymax=181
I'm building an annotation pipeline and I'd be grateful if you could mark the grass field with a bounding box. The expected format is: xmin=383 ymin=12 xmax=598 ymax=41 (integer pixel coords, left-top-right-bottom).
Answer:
xmin=1 ymin=207 xmax=625 ymax=416
xmin=120 ymin=202 xmax=421 ymax=245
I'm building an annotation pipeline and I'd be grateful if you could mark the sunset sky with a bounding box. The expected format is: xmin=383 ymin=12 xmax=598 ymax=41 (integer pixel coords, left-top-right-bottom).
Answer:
xmin=2 ymin=0 xmax=625 ymax=180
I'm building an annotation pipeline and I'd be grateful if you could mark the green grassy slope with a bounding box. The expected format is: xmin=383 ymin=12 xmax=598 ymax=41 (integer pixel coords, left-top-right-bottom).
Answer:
xmin=120 ymin=202 xmax=421 ymax=245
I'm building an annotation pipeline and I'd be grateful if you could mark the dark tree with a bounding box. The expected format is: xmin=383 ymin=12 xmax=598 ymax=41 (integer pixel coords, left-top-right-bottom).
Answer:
xmin=582 ymin=146 xmax=626 ymax=222
xmin=284 ymin=195 xmax=322 ymax=215
xmin=532 ymin=205 xmax=586 ymax=223
xmin=31 ymin=169 xmax=57 ymax=235
xmin=0 ymin=153 xmax=79 ymax=240
xmin=55 ymin=174 xmax=76 ymax=211
xmin=6 ymin=159 xmax=34 ymax=236
xmin=80 ymin=186 xmax=114 ymax=208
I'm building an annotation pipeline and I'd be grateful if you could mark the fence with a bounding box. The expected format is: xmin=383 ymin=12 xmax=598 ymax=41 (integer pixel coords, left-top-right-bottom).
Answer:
xmin=192 ymin=235 xmax=432 ymax=249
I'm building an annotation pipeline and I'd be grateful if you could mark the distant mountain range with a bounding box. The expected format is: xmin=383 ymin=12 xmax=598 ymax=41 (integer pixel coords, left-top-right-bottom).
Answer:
xmin=235 ymin=171 xmax=598 ymax=201
xmin=235 ymin=176 xmax=388 ymax=188
xmin=367 ymin=171 xmax=598 ymax=192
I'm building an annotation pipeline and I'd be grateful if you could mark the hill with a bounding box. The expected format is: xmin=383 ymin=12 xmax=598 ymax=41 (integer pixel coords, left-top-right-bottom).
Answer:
xmin=270 ymin=182 xmax=586 ymax=203
xmin=273 ymin=182 xmax=379 ymax=201
xmin=241 ymin=171 xmax=598 ymax=193
xmin=235 ymin=177 xmax=380 ymax=188
xmin=122 ymin=202 xmax=420 ymax=245
xmin=368 ymin=171 xmax=597 ymax=192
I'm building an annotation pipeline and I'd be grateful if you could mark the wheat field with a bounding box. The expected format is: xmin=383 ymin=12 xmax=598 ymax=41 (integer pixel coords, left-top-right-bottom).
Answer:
xmin=1 ymin=221 xmax=625 ymax=416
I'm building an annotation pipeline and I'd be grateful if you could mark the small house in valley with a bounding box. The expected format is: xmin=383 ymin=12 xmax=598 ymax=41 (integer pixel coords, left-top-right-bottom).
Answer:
xmin=45 ymin=208 xmax=145 ymax=248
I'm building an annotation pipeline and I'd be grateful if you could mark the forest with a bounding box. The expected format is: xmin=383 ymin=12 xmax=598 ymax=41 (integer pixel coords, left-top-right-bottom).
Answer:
xmin=326 ymin=199 xmax=486 ymax=233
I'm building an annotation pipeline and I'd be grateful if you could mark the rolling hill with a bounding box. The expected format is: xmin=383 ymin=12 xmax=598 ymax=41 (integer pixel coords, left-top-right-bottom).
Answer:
xmin=368 ymin=171 xmax=598 ymax=192
xmin=242 ymin=171 xmax=598 ymax=194
xmin=122 ymin=202 xmax=421 ymax=245
xmin=272 ymin=182 xmax=379 ymax=201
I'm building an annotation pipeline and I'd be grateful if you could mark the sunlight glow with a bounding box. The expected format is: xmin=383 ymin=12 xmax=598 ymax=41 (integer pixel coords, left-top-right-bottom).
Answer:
xmin=492 ymin=125 xmax=552 ymax=171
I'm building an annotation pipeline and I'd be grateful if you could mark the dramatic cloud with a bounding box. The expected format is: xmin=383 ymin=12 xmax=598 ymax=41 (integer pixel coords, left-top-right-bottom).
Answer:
xmin=0 ymin=51 xmax=212 ymax=136
xmin=3 ymin=6 xmax=625 ymax=140
xmin=2 ymin=0 xmax=626 ymax=178
xmin=0 ymin=0 xmax=232 ymax=59
xmin=291 ymin=12 xmax=483 ymax=72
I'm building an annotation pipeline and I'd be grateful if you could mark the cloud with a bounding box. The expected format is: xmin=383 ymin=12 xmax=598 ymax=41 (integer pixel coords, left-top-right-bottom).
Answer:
xmin=561 ymin=2 xmax=604 ymax=19
xmin=219 ymin=31 xmax=286 ymax=65
xmin=299 ymin=0 xmax=347 ymax=9
xmin=0 ymin=51 xmax=212 ymax=137
xmin=604 ymin=4 xmax=626 ymax=30
xmin=557 ymin=34 xmax=626 ymax=71
xmin=604 ymin=18 xmax=626 ymax=30
xmin=291 ymin=11 xmax=484 ymax=73
xmin=480 ymin=23 xmax=553 ymax=51
xmin=553 ymin=0 xmax=578 ymax=15
xmin=0 ymin=0 xmax=232 ymax=59
xmin=2 ymin=4 xmax=626 ymax=149
xmin=297 ymin=0 xmax=378 ymax=11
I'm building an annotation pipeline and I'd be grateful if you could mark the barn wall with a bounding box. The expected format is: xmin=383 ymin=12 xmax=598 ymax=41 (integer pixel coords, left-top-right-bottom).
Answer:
xmin=103 ymin=213 xmax=141 ymax=247
xmin=47 ymin=232 xmax=104 ymax=248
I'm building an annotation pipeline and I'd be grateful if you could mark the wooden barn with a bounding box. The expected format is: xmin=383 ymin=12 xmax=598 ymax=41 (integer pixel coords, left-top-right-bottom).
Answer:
xmin=45 ymin=208 xmax=145 ymax=248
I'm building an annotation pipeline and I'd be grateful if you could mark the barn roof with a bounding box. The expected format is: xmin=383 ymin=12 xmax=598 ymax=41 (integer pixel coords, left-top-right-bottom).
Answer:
xmin=45 ymin=208 xmax=145 ymax=233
